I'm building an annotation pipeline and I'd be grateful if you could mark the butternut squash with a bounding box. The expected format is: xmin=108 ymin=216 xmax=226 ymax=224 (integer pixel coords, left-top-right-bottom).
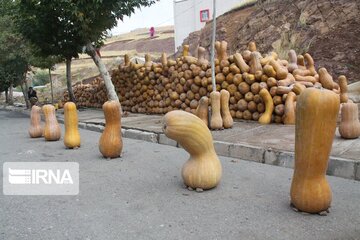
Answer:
xmin=339 ymin=103 xmax=360 ymax=139
xmin=163 ymin=110 xmax=222 ymax=190
xmin=293 ymin=53 xmax=316 ymax=76
xmin=248 ymin=41 xmax=257 ymax=52
xmin=290 ymin=88 xmax=340 ymax=213
xmin=220 ymin=90 xmax=233 ymax=128
xmin=294 ymin=75 xmax=317 ymax=84
xmin=99 ymin=101 xmax=123 ymax=158
xmin=234 ymin=53 xmax=250 ymax=73
xmin=210 ymin=91 xmax=223 ymax=130
xmin=258 ymin=88 xmax=274 ymax=124
xmin=183 ymin=45 xmax=189 ymax=57
xmin=260 ymin=52 xmax=278 ymax=66
xmin=263 ymin=65 xmax=276 ymax=78
xmin=318 ymin=68 xmax=335 ymax=90
xmin=28 ymin=105 xmax=43 ymax=138
xmin=42 ymin=104 xmax=61 ymax=141
xmin=278 ymin=74 xmax=295 ymax=87
xmin=250 ymin=52 xmax=262 ymax=74
xmin=287 ymin=50 xmax=298 ymax=72
xmin=269 ymin=60 xmax=288 ymax=80
xmin=196 ymin=96 xmax=209 ymax=127
xmin=283 ymin=92 xmax=296 ymax=125
xmin=63 ymin=102 xmax=81 ymax=149
xmin=292 ymin=83 xmax=306 ymax=95
xmin=338 ymin=75 xmax=349 ymax=103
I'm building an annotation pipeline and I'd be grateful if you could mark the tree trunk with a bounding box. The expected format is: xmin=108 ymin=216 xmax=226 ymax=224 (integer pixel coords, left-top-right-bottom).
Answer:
xmin=49 ymin=68 xmax=54 ymax=104
xmin=22 ymin=72 xmax=30 ymax=108
xmin=5 ymin=89 xmax=8 ymax=103
xmin=66 ymin=58 xmax=76 ymax=102
xmin=86 ymin=42 xmax=119 ymax=103
xmin=8 ymin=83 xmax=14 ymax=105
xmin=20 ymin=83 xmax=30 ymax=109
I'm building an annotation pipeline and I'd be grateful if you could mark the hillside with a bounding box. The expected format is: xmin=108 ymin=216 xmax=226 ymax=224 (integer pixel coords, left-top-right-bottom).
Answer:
xmin=181 ymin=0 xmax=360 ymax=83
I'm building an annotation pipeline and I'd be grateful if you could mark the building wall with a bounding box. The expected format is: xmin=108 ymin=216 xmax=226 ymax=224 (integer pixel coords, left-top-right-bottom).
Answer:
xmin=173 ymin=0 xmax=245 ymax=51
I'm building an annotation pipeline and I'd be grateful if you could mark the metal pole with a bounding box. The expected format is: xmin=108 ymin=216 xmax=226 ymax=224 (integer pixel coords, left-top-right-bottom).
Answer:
xmin=210 ymin=0 xmax=217 ymax=92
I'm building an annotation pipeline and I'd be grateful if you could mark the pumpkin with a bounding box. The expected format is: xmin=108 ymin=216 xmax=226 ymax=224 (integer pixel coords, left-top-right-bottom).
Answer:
xmin=338 ymin=75 xmax=349 ymax=103
xmin=163 ymin=110 xmax=222 ymax=190
xmin=99 ymin=101 xmax=123 ymax=158
xmin=28 ymin=105 xmax=43 ymax=138
xmin=195 ymin=96 xmax=209 ymax=127
xmin=283 ymin=92 xmax=296 ymax=125
xmin=63 ymin=102 xmax=81 ymax=148
xmin=210 ymin=91 xmax=223 ymax=130
xmin=339 ymin=102 xmax=360 ymax=139
xmin=290 ymin=88 xmax=340 ymax=213
xmin=220 ymin=89 xmax=233 ymax=128
xmin=42 ymin=104 xmax=61 ymax=141
xmin=258 ymin=88 xmax=274 ymax=124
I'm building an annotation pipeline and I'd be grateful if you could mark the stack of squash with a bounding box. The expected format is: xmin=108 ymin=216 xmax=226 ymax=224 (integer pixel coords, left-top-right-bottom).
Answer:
xmin=63 ymin=41 xmax=350 ymax=125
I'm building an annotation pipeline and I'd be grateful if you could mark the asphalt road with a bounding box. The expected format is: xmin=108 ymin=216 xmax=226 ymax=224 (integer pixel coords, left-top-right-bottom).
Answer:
xmin=0 ymin=110 xmax=359 ymax=240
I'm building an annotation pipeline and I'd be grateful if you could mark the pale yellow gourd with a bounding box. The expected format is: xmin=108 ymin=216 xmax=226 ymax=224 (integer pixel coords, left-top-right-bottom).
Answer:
xmin=163 ymin=110 xmax=222 ymax=190
xmin=63 ymin=102 xmax=81 ymax=149
xmin=28 ymin=105 xmax=43 ymax=138
xmin=258 ymin=88 xmax=274 ymax=124
xmin=210 ymin=91 xmax=223 ymax=130
xmin=220 ymin=89 xmax=233 ymax=128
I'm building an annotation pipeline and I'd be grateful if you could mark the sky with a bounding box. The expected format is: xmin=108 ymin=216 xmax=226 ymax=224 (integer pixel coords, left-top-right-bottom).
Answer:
xmin=111 ymin=0 xmax=175 ymax=35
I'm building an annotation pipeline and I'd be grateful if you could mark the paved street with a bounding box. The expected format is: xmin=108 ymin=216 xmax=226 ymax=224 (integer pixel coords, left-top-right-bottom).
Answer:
xmin=0 ymin=110 xmax=360 ymax=240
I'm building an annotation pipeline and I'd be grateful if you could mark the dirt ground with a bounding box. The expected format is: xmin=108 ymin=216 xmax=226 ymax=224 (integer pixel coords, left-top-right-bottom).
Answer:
xmin=181 ymin=0 xmax=360 ymax=83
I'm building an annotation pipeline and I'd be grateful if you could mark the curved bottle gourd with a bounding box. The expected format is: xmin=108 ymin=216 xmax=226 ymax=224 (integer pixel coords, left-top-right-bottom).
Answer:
xmin=290 ymin=88 xmax=340 ymax=213
xmin=63 ymin=102 xmax=81 ymax=148
xmin=163 ymin=110 xmax=222 ymax=190
xmin=28 ymin=105 xmax=43 ymax=138
xmin=99 ymin=101 xmax=123 ymax=158
xmin=42 ymin=104 xmax=61 ymax=141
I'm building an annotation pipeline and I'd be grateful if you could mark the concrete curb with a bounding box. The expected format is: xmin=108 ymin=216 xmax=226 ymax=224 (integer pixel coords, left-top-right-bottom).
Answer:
xmin=3 ymin=106 xmax=359 ymax=181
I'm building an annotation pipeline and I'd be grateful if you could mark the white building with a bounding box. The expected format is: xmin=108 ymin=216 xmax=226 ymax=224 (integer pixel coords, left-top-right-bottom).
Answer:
xmin=173 ymin=0 xmax=246 ymax=51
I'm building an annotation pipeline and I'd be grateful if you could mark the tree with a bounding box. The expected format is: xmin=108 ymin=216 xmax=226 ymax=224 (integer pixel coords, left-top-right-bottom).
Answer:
xmin=0 ymin=0 xmax=31 ymax=106
xmin=17 ymin=0 xmax=157 ymax=106
xmin=30 ymin=54 xmax=62 ymax=103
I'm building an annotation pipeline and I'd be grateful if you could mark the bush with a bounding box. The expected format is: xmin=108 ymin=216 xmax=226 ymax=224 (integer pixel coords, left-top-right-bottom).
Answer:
xmin=33 ymin=69 xmax=50 ymax=86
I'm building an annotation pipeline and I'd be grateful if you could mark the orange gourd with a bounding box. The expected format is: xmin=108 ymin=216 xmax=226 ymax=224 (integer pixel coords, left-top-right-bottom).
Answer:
xmin=99 ymin=101 xmax=123 ymax=158
xmin=339 ymin=103 xmax=360 ymax=139
xmin=258 ymin=88 xmax=274 ymax=124
xmin=220 ymin=89 xmax=233 ymax=128
xmin=338 ymin=75 xmax=349 ymax=103
xmin=283 ymin=92 xmax=296 ymax=125
xmin=42 ymin=104 xmax=61 ymax=141
xmin=163 ymin=110 xmax=222 ymax=190
xmin=28 ymin=105 xmax=43 ymax=138
xmin=210 ymin=91 xmax=223 ymax=130
xmin=290 ymin=88 xmax=340 ymax=213
xmin=63 ymin=102 xmax=81 ymax=148
xmin=196 ymin=96 xmax=209 ymax=127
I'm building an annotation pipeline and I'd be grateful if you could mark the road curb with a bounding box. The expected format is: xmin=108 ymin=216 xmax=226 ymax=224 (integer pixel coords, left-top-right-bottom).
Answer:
xmin=3 ymin=106 xmax=359 ymax=181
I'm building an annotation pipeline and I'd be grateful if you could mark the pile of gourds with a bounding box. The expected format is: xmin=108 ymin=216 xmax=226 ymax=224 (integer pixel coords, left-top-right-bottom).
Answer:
xmin=64 ymin=41 xmax=352 ymax=125
xmin=63 ymin=77 xmax=107 ymax=108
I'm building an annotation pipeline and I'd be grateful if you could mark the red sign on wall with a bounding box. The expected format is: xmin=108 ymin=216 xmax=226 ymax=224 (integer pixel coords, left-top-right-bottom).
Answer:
xmin=200 ymin=9 xmax=210 ymax=22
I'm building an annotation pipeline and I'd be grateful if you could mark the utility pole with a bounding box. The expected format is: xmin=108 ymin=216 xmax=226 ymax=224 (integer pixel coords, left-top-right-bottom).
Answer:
xmin=210 ymin=0 xmax=217 ymax=92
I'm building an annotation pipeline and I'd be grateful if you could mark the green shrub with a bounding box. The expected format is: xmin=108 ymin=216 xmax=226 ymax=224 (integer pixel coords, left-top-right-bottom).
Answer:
xmin=33 ymin=69 xmax=49 ymax=86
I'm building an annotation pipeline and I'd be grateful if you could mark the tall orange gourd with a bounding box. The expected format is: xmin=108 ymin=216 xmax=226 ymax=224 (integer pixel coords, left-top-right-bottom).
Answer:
xmin=290 ymin=88 xmax=340 ymax=213
xmin=63 ymin=102 xmax=81 ymax=148
xmin=99 ymin=100 xmax=123 ymax=158
xmin=42 ymin=104 xmax=61 ymax=141
xmin=28 ymin=105 xmax=43 ymax=138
